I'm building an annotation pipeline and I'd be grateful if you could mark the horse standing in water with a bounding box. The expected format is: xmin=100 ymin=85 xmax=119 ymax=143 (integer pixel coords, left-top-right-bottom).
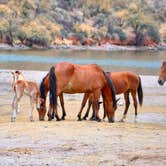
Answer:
xmin=38 ymin=62 xmax=117 ymax=122
xmin=79 ymin=71 xmax=143 ymax=122
xmin=11 ymin=71 xmax=40 ymax=122
xmin=158 ymin=61 xmax=166 ymax=86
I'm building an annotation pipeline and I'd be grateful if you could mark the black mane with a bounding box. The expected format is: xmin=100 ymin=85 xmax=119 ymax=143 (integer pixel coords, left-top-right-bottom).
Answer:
xmin=40 ymin=73 xmax=49 ymax=99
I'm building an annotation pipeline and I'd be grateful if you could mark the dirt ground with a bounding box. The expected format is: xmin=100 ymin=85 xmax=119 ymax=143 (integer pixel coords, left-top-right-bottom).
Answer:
xmin=0 ymin=71 xmax=166 ymax=166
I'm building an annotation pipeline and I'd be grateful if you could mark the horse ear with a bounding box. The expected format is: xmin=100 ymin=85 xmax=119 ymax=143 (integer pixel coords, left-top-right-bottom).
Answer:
xmin=15 ymin=70 xmax=21 ymax=74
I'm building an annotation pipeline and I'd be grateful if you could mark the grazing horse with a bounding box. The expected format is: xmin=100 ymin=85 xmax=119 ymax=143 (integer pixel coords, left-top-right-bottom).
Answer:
xmin=38 ymin=62 xmax=117 ymax=122
xmin=158 ymin=61 xmax=166 ymax=86
xmin=79 ymin=71 xmax=143 ymax=122
xmin=11 ymin=71 xmax=40 ymax=122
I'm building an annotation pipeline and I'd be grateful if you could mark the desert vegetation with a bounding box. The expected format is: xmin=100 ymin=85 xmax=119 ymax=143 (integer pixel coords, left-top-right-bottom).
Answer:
xmin=0 ymin=0 xmax=165 ymax=48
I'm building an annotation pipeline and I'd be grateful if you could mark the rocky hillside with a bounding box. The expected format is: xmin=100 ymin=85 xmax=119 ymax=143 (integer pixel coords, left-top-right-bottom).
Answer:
xmin=0 ymin=0 xmax=165 ymax=48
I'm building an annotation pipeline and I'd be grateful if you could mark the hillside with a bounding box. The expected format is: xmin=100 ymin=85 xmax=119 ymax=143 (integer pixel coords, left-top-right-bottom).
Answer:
xmin=0 ymin=0 xmax=165 ymax=48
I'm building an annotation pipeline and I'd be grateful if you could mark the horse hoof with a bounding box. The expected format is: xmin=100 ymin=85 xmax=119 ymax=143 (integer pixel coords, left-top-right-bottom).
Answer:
xmin=119 ymin=119 xmax=125 ymax=123
xmin=82 ymin=117 xmax=87 ymax=120
xmin=89 ymin=117 xmax=95 ymax=121
xmin=109 ymin=117 xmax=115 ymax=123
xmin=48 ymin=118 xmax=52 ymax=121
xmin=77 ymin=118 xmax=82 ymax=121
xmin=61 ymin=116 xmax=65 ymax=120
xmin=97 ymin=119 xmax=101 ymax=122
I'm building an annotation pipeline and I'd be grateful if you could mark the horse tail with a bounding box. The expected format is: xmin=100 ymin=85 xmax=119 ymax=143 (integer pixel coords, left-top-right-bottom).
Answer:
xmin=137 ymin=76 xmax=143 ymax=106
xmin=103 ymin=71 xmax=117 ymax=110
xmin=49 ymin=66 xmax=57 ymax=108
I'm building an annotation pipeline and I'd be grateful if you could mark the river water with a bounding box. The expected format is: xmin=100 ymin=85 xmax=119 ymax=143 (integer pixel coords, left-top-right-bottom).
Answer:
xmin=0 ymin=49 xmax=165 ymax=75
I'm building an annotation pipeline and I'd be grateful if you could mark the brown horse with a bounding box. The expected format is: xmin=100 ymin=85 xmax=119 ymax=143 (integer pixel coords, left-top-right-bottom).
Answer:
xmin=11 ymin=71 xmax=40 ymax=122
xmin=158 ymin=61 xmax=166 ymax=86
xmin=38 ymin=62 xmax=117 ymax=122
xmin=79 ymin=71 xmax=143 ymax=122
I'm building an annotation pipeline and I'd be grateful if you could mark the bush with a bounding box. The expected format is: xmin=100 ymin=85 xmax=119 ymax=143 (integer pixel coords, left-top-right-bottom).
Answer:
xmin=147 ymin=25 xmax=160 ymax=42
xmin=74 ymin=23 xmax=95 ymax=37
xmin=75 ymin=31 xmax=87 ymax=43
xmin=0 ymin=18 xmax=9 ymax=33
xmin=159 ymin=24 xmax=166 ymax=42
xmin=113 ymin=28 xmax=127 ymax=41
xmin=19 ymin=20 xmax=51 ymax=47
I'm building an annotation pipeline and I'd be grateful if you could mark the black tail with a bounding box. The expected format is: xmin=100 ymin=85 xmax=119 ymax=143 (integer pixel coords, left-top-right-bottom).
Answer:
xmin=49 ymin=66 xmax=57 ymax=107
xmin=103 ymin=71 xmax=117 ymax=110
xmin=137 ymin=76 xmax=143 ymax=106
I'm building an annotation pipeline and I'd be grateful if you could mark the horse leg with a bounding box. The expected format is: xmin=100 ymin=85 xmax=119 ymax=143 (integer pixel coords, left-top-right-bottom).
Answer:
xmin=47 ymin=99 xmax=60 ymax=121
xmin=77 ymin=93 xmax=89 ymax=121
xmin=54 ymin=106 xmax=61 ymax=121
xmin=17 ymin=103 xmax=21 ymax=113
xmin=83 ymin=99 xmax=92 ymax=120
xmin=102 ymin=102 xmax=106 ymax=120
xmin=59 ymin=93 xmax=66 ymax=120
xmin=131 ymin=90 xmax=138 ymax=122
xmin=29 ymin=96 xmax=35 ymax=122
xmin=90 ymin=103 xmax=96 ymax=121
xmin=92 ymin=91 xmax=101 ymax=122
xmin=48 ymin=104 xmax=53 ymax=121
xmin=11 ymin=88 xmax=23 ymax=122
xmin=120 ymin=91 xmax=130 ymax=122
xmin=11 ymin=93 xmax=17 ymax=122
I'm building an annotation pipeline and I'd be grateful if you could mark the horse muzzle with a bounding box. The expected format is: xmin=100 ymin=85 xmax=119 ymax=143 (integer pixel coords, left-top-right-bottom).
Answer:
xmin=158 ymin=79 xmax=165 ymax=86
xmin=109 ymin=117 xmax=115 ymax=123
xmin=39 ymin=117 xmax=45 ymax=121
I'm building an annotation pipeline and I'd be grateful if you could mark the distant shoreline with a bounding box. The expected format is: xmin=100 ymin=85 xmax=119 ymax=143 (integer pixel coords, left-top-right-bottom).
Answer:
xmin=0 ymin=43 xmax=166 ymax=51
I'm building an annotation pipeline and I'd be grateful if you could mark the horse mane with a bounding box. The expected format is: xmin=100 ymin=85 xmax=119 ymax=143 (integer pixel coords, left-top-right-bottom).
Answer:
xmin=103 ymin=71 xmax=117 ymax=109
xmin=49 ymin=66 xmax=57 ymax=107
xmin=40 ymin=73 xmax=49 ymax=99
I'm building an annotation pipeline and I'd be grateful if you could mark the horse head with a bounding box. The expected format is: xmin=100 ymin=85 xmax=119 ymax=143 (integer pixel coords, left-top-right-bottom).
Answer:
xmin=158 ymin=61 xmax=166 ymax=86
xmin=37 ymin=98 xmax=47 ymax=121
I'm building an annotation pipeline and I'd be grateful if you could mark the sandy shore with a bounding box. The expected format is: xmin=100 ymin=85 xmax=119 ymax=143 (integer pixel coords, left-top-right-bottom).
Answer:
xmin=0 ymin=70 xmax=166 ymax=165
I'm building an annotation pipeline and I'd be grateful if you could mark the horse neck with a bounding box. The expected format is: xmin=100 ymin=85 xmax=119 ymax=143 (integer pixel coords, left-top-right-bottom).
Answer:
xmin=18 ymin=74 xmax=25 ymax=81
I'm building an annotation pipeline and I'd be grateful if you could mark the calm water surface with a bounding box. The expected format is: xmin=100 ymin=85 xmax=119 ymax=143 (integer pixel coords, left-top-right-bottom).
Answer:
xmin=0 ymin=49 xmax=165 ymax=75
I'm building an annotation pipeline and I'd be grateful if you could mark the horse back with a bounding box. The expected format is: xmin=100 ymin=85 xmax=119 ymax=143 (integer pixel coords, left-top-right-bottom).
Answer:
xmin=110 ymin=71 xmax=139 ymax=94
xmin=54 ymin=62 xmax=105 ymax=93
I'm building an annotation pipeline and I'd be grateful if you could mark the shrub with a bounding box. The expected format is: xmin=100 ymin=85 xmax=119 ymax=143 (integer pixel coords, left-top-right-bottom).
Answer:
xmin=0 ymin=18 xmax=9 ymax=33
xmin=74 ymin=23 xmax=95 ymax=36
xmin=0 ymin=4 xmax=11 ymax=16
xmin=159 ymin=24 xmax=166 ymax=42
xmin=19 ymin=20 xmax=51 ymax=47
xmin=135 ymin=24 xmax=160 ymax=45
xmin=113 ymin=28 xmax=127 ymax=41
xmin=113 ymin=9 xmax=129 ymax=19
xmin=74 ymin=31 xmax=87 ymax=43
